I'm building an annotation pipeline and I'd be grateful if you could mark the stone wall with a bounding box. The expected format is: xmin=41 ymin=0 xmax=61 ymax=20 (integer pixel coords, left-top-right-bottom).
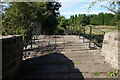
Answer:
xmin=101 ymin=32 xmax=120 ymax=69
xmin=1 ymin=35 xmax=23 ymax=80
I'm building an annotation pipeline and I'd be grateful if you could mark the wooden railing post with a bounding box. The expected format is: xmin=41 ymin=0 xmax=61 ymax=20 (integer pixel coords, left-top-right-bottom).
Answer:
xmin=79 ymin=28 xmax=81 ymax=39
xmin=89 ymin=26 xmax=92 ymax=48
xmin=55 ymin=34 xmax=56 ymax=49
xmin=83 ymin=26 xmax=85 ymax=42
xmin=30 ymin=32 xmax=33 ymax=49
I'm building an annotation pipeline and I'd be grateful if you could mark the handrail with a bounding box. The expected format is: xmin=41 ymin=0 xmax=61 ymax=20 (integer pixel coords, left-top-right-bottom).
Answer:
xmin=82 ymin=26 xmax=105 ymax=48
xmin=66 ymin=25 xmax=105 ymax=48
xmin=92 ymin=27 xmax=105 ymax=34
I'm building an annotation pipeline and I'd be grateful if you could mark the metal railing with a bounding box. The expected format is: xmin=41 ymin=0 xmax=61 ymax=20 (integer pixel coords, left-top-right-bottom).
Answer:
xmin=81 ymin=26 xmax=105 ymax=48
xmin=23 ymin=34 xmax=66 ymax=60
xmin=66 ymin=25 xmax=105 ymax=49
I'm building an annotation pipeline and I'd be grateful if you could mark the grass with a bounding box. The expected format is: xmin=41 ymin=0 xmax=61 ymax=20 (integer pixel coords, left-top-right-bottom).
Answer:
xmin=92 ymin=72 xmax=117 ymax=77
xmin=73 ymin=62 xmax=81 ymax=64
xmin=80 ymin=25 xmax=118 ymax=47
xmin=85 ymin=25 xmax=118 ymax=34
xmin=67 ymin=25 xmax=118 ymax=47
xmin=95 ymin=25 xmax=117 ymax=29
xmin=92 ymin=72 xmax=100 ymax=76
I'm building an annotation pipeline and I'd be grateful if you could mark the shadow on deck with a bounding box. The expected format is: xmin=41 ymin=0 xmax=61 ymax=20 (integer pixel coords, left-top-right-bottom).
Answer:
xmin=17 ymin=53 xmax=84 ymax=80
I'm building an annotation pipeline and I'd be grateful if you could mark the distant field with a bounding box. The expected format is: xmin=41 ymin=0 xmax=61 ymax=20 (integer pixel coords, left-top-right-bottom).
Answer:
xmin=94 ymin=25 xmax=118 ymax=32
xmin=83 ymin=25 xmax=118 ymax=47
xmin=85 ymin=25 xmax=118 ymax=35
xmin=95 ymin=25 xmax=117 ymax=29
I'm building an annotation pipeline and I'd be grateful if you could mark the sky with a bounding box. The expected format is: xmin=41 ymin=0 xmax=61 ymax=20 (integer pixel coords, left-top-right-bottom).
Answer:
xmin=58 ymin=0 xmax=113 ymax=19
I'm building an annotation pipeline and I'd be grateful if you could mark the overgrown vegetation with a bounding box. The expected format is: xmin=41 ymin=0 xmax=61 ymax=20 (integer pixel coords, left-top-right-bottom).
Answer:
xmin=1 ymin=1 xmax=119 ymax=47
xmin=67 ymin=13 xmax=117 ymax=27
xmin=63 ymin=0 xmax=120 ymax=47
xmin=92 ymin=72 xmax=100 ymax=76
xmin=1 ymin=2 xmax=61 ymax=43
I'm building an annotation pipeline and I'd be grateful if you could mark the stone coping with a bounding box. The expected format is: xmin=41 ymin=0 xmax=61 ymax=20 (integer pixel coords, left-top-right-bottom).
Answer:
xmin=0 ymin=35 xmax=21 ymax=39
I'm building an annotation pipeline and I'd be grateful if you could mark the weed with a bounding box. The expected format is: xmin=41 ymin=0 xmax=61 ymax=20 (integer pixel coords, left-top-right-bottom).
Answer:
xmin=92 ymin=72 xmax=100 ymax=76
xmin=74 ymin=62 xmax=81 ymax=64
xmin=107 ymin=72 xmax=117 ymax=76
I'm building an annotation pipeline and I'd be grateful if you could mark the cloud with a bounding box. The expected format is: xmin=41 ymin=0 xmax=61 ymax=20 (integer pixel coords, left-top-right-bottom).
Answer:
xmin=59 ymin=2 xmax=91 ymax=13
xmin=60 ymin=11 xmax=113 ymax=15
xmin=59 ymin=0 xmax=95 ymax=2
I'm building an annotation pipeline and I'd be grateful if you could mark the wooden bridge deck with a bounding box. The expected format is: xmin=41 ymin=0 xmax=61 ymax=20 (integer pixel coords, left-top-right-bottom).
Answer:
xmin=17 ymin=35 xmax=118 ymax=79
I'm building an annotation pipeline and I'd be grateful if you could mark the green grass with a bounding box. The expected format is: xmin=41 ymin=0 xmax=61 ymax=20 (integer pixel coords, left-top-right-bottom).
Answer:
xmin=92 ymin=72 xmax=100 ymax=76
xmin=95 ymin=25 xmax=117 ymax=29
xmin=67 ymin=25 xmax=118 ymax=47
xmin=73 ymin=62 xmax=81 ymax=64
xmin=85 ymin=25 xmax=118 ymax=34
xmin=81 ymin=25 xmax=118 ymax=47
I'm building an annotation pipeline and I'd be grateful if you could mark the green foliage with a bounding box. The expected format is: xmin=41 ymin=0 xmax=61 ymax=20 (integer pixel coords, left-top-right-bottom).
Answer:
xmin=67 ymin=12 xmax=115 ymax=29
xmin=92 ymin=72 xmax=100 ymax=76
xmin=107 ymin=72 xmax=117 ymax=76
xmin=111 ymin=14 xmax=120 ymax=27
xmin=56 ymin=15 xmax=68 ymax=34
xmin=67 ymin=14 xmax=90 ymax=31
xmin=104 ymin=13 xmax=114 ymax=25
xmin=89 ymin=0 xmax=120 ymax=27
xmin=73 ymin=62 xmax=81 ymax=64
xmin=97 ymin=12 xmax=104 ymax=25
xmin=89 ymin=14 xmax=98 ymax=25
xmin=56 ymin=26 xmax=64 ymax=34
xmin=57 ymin=15 xmax=67 ymax=28
xmin=2 ymin=2 xmax=61 ymax=42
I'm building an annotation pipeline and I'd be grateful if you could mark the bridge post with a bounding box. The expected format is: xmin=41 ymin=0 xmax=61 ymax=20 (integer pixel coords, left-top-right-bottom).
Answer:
xmin=79 ymin=28 xmax=81 ymax=39
xmin=55 ymin=34 xmax=56 ymax=50
xmin=89 ymin=26 xmax=92 ymax=48
xmin=83 ymin=26 xmax=85 ymax=42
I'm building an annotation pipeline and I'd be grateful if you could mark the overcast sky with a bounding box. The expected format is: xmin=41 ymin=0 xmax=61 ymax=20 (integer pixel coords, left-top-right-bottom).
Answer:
xmin=58 ymin=0 xmax=113 ymax=19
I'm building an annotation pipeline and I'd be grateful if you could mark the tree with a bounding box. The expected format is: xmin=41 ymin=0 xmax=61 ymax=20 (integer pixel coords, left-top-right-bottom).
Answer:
xmin=2 ymin=2 xmax=61 ymax=42
xmin=97 ymin=12 xmax=105 ymax=25
xmin=89 ymin=14 xmax=98 ymax=25
xmin=56 ymin=15 xmax=69 ymax=34
xmin=104 ymin=13 xmax=114 ymax=25
xmin=89 ymin=0 xmax=120 ymax=27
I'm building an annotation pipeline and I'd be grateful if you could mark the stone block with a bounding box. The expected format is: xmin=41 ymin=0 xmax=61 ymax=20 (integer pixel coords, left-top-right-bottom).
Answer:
xmin=13 ymin=38 xmax=17 ymax=44
xmin=7 ymin=61 xmax=16 ymax=71
xmin=9 ymin=53 xmax=17 ymax=61
xmin=2 ymin=56 xmax=10 ymax=64
xmin=103 ymin=40 xmax=109 ymax=45
xmin=108 ymin=35 xmax=113 ymax=40
xmin=1 ymin=35 xmax=23 ymax=79
xmin=7 ymin=38 xmax=13 ymax=46
xmin=101 ymin=32 xmax=119 ymax=69
xmin=110 ymin=41 xmax=116 ymax=47
xmin=2 ymin=65 xmax=7 ymax=76
xmin=114 ymin=36 xmax=120 ymax=41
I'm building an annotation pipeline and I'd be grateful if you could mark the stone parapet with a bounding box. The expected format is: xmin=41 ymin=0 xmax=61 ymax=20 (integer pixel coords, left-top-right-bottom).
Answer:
xmin=101 ymin=32 xmax=120 ymax=69
xmin=1 ymin=35 xmax=23 ymax=80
